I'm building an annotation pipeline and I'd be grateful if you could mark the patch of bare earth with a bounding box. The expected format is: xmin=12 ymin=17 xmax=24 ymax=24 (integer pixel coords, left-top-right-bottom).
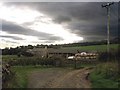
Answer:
xmin=28 ymin=67 xmax=92 ymax=88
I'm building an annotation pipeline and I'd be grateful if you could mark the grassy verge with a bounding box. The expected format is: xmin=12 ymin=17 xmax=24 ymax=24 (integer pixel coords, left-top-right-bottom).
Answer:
xmin=7 ymin=65 xmax=54 ymax=88
xmin=6 ymin=65 xmax=71 ymax=88
xmin=89 ymin=62 xmax=119 ymax=88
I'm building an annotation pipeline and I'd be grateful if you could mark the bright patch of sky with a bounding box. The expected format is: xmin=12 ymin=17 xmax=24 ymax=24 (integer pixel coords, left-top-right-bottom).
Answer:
xmin=0 ymin=2 xmax=83 ymax=48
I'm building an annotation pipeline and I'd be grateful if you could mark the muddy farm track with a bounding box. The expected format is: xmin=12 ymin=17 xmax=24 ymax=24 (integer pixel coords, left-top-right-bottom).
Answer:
xmin=28 ymin=67 xmax=92 ymax=88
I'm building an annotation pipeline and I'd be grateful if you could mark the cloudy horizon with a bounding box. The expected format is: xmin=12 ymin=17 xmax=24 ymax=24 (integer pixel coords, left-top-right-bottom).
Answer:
xmin=0 ymin=2 xmax=118 ymax=49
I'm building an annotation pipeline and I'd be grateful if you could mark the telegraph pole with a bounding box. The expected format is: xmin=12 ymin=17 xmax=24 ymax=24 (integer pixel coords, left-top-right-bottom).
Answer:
xmin=102 ymin=2 xmax=114 ymax=61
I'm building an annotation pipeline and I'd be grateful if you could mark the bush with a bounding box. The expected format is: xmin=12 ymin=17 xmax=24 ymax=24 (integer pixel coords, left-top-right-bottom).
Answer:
xmin=2 ymin=64 xmax=16 ymax=88
xmin=98 ymin=51 xmax=118 ymax=62
xmin=21 ymin=51 xmax=34 ymax=57
xmin=48 ymin=56 xmax=65 ymax=67
xmin=7 ymin=56 xmax=65 ymax=67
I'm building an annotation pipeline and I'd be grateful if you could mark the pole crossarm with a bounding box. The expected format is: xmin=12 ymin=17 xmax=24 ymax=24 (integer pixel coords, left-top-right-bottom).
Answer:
xmin=102 ymin=2 xmax=114 ymax=8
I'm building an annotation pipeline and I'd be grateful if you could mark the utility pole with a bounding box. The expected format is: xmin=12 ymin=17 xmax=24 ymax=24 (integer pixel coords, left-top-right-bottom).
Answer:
xmin=102 ymin=2 xmax=114 ymax=61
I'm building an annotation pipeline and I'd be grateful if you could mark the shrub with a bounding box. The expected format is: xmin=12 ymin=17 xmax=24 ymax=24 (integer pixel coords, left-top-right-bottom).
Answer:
xmin=21 ymin=51 xmax=34 ymax=57
xmin=2 ymin=64 xmax=16 ymax=88
xmin=93 ymin=62 xmax=119 ymax=80
xmin=90 ymin=62 xmax=119 ymax=88
xmin=98 ymin=51 xmax=118 ymax=62
xmin=7 ymin=56 xmax=65 ymax=67
xmin=48 ymin=56 xmax=65 ymax=67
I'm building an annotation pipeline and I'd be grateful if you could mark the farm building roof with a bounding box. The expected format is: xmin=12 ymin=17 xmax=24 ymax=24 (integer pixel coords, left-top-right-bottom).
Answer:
xmin=28 ymin=47 xmax=98 ymax=54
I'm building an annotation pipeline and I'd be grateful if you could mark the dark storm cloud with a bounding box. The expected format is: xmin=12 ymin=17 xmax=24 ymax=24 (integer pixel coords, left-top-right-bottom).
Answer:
xmin=1 ymin=35 xmax=24 ymax=40
xmin=2 ymin=20 xmax=63 ymax=41
xmin=2 ymin=20 xmax=50 ymax=37
xmin=67 ymin=20 xmax=118 ymax=37
xmin=53 ymin=15 xmax=72 ymax=24
xmin=3 ymin=2 xmax=118 ymax=41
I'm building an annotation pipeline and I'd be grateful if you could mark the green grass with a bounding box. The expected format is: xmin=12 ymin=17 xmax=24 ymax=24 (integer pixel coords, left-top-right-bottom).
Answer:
xmin=2 ymin=55 xmax=18 ymax=62
xmin=8 ymin=65 xmax=54 ymax=88
xmin=2 ymin=55 xmax=42 ymax=64
xmin=62 ymin=44 xmax=119 ymax=52
xmin=4 ymin=62 xmax=119 ymax=88
xmin=2 ymin=55 xmax=38 ymax=61
xmin=89 ymin=62 xmax=119 ymax=88
xmin=11 ymin=66 xmax=31 ymax=88
xmin=90 ymin=72 xmax=119 ymax=88
xmin=8 ymin=65 xmax=68 ymax=88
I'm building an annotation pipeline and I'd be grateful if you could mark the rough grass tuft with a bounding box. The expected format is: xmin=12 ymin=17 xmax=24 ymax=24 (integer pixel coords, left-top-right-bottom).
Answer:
xmin=90 ymin=61 xmax=119 ymax=88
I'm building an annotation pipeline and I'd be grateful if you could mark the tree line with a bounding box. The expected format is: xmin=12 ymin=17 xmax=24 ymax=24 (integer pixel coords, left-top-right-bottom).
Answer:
xmin=1 ymin=37 xmax=119 ymax=55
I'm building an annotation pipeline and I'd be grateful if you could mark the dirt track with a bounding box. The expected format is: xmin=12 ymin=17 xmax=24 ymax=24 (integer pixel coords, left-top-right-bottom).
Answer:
xmin=28 ymin=67 xmax=92 ymax=88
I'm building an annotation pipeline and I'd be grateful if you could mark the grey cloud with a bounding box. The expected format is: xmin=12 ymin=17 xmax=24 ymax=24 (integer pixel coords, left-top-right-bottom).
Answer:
xmin=3 ymin=2 xmax=118 ymax=21
xmin=48 ymin=36 xmax=64 ymax=40
xmin=22 ymin=22 xmax=34 ymax=26
xmin=38 ymin=35 xmax=64 ymax=41
xmin=83 ymin=36 xmax=107 ymax=42
xmin=3 ymin=2 xmax=119 ymax=42
xmin=2 ymin=20 xmax=63 ymax=41
xmin=3 ymin=2 xmax=118 ymax=22
xmin=2 ymin=39 xmax=19 ymax=44
xmin=43 ymin=40 xmax=55 ymax=43
xmin=53 ymin=15 xmax=72 ymax=24
xmin=1 ymin=35 xmax=24 ymax=40
xmin=68 ymin=22 xmax=118 ymax=41
xmin=38 ymin=2 xmax=118 ymax=41
xmin=2 ymin=20 xmax=51 ymax=37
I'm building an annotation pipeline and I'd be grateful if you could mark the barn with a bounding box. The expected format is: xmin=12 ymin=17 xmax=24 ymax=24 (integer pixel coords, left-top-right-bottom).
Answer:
xmin=27 ymin=46 xmax=98 ymax=59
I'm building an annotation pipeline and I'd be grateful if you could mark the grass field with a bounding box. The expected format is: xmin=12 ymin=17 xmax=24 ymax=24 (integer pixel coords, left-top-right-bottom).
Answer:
xmin=62 ymin=44 xmax=119 ymax=52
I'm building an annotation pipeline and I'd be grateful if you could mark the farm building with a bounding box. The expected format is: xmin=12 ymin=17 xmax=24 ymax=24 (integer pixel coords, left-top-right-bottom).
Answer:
xmin=27 ymin=47 xmax=98 ymax=59
xmin=27 ymin=47 xmax=75 ymax=58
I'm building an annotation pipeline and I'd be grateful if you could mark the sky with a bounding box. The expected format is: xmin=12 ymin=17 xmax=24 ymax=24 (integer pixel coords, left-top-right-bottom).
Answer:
xmin=0 ymin=2 xmax=118 ymax=49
